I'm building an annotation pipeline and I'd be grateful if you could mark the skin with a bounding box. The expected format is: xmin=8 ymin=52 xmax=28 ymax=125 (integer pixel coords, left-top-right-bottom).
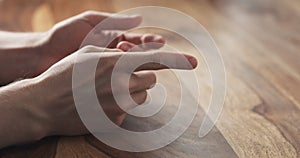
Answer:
xmin=0 ymin=11 xmax=197 ymax=149
xmin=0 ymin=11 xmax=164 ymax=85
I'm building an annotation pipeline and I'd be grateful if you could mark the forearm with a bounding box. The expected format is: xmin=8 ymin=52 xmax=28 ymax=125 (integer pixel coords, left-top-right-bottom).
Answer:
xmin=0 ymin=31 xmax=46 ymax=49
xmin=0 ymin=78 xmax=47 ymax=149
xmin=0 ymin=31 xmax=47 ymax=85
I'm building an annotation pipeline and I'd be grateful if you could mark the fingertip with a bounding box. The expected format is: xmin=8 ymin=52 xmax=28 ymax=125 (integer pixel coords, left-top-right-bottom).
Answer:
xmin=117 ymin=41 xmax=135 ymax=52
xmin=153 ymin=36 xmax=165 ymax=48
xmin=186 ymin=55 xmax=198 ymax=69
xmin=154 ymin=35 xmax=165 ymax=44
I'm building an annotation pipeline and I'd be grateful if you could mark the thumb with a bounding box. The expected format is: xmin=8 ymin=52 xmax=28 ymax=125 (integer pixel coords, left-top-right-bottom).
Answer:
xmin=80 ymin=11 xmax=142 ymax=30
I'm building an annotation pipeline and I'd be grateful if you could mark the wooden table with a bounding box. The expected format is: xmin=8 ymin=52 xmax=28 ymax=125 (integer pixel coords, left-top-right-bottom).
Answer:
xmin=0 ymin=0 xmax=299 ymax=157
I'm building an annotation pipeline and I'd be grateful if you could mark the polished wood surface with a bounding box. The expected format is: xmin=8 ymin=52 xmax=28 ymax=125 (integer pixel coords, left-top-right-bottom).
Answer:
xmin=0 ymin=0 xmax=299 ymax=157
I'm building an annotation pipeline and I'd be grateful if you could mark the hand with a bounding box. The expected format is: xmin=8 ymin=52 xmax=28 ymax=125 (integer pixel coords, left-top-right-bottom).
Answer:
xmin=38 ymin=11 xmax=165 ymax=78
xmin=0 ymin=42 xmax=197 ymax=148
xmin=0 ymin=11 xmax=165 ymax=85
xmin=32 ymin=44 xmax=197 ymax=137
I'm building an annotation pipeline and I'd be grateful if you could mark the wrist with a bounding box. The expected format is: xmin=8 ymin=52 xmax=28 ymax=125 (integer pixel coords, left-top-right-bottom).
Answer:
xmin=33 ymin=29 xmax=67 ymax=76
xmin=0 ymin=78 xmax=50 ymax=147
xmin=15 ymin=78 xmax=51 ymax=140
xmin=21 ymin=77 xmax=53 ymax=140
xmin=0 ymin=32 xmax=50 ymax=85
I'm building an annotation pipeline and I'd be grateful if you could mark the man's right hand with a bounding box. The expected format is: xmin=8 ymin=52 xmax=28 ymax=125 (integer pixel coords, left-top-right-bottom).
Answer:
xmin=0 ymin=44 xmax=197 ymax=148
xmin=33 ymin=44 xmax=197 ymax=136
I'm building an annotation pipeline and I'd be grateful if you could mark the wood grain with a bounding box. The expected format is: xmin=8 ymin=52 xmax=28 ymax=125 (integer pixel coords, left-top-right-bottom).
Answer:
xmin=0 ymin=0 xmax=299 ymax=157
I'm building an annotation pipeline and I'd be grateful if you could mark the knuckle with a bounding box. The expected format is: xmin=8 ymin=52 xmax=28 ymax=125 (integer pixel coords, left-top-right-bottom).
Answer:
xmin=142 ymin=34 xmax=155 ymax=44
xmin=129 ymin=77 xmax=138 ymax=91
xmin=148 ymin=72 xmax=157 ymax=84
xmin=101 ymin=56 xmax=118 ymax=71
xmin=82 ymin=45 xmax=98 ymax=52
xmin=142 ymin=33 xmax=153 ymax=40
xmin=138 ymin=91 xmax=147 ymax=104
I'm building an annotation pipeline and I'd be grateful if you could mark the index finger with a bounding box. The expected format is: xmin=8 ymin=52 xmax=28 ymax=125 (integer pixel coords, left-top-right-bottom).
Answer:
xmin=117 ymin=52 xmax=198 ymax=71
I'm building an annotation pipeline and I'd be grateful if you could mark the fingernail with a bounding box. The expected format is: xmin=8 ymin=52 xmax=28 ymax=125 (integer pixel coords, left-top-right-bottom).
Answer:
xmin=121 ymin=44 xmax=130 ymax=51
xmin=187 ymin=56 xmax=198 ymax=68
